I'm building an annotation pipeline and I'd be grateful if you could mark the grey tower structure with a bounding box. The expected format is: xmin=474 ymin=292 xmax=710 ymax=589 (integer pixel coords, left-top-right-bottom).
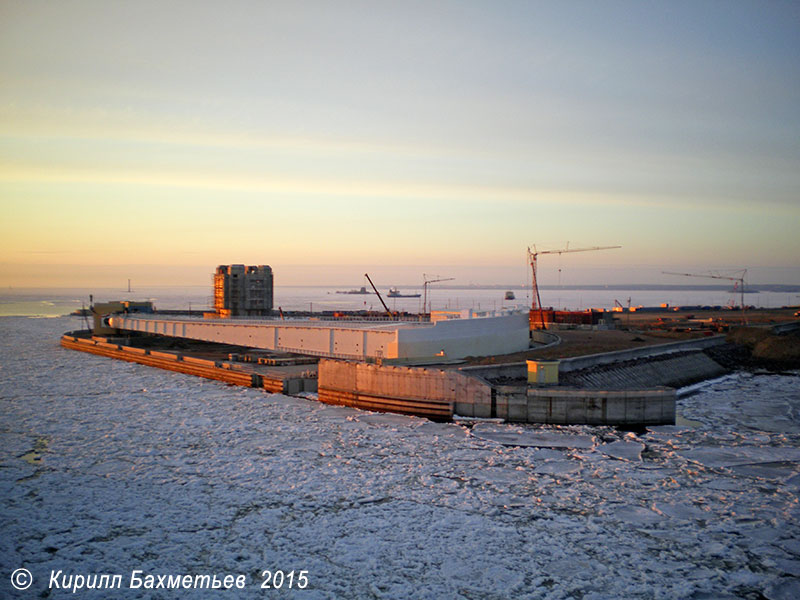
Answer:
xmin=213 ymin=265 xmax=273 ymax=317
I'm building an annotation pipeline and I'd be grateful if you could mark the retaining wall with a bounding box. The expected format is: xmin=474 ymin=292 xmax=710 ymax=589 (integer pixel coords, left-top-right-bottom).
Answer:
xmin=488 ymin=385 xmax=676 ymax=425
xmin=562 ymin=351 xmax=728 ymax=390
xmin=521 ymin=387 xmax=676 ymax=426
xmin=317 ymin=360 xmax=492 ymax=421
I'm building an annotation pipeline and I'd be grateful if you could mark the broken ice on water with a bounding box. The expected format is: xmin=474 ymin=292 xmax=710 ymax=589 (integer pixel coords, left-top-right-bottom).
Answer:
xmin=1 ymin=317 xmax=799 ymax=599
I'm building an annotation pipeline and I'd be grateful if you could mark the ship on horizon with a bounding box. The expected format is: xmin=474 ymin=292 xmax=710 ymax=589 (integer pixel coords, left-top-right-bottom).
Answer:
xmin=387 ymin=287 xmax=420 ymax=298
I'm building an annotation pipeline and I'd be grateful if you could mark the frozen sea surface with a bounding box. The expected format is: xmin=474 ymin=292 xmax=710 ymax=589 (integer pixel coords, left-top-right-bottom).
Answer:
xmin=1 ymin=316 xmax=799 ymax=599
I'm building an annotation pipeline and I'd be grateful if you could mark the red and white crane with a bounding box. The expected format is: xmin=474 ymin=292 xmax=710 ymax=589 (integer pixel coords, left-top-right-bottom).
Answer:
xmin=527 ymin=243 xmax=621 ymax=329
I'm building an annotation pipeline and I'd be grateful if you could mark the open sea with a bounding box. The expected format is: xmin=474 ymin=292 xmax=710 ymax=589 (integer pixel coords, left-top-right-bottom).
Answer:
xmin=1 ymin=285 xmax=796 ymax=317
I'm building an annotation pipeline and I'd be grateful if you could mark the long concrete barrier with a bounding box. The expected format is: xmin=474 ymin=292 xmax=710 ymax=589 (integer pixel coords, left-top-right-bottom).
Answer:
xmin=61 ymin=335 xmax=283 ymax=391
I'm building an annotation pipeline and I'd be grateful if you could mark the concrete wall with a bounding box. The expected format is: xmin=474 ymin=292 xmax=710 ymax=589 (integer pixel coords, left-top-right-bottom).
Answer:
xmin=110 ymin=316 xmax=397 ymax=360
xmin=496 ymin=386 xmax=676 ymax=426
xmin=460 ymin=362 xmax=527 ymax=382
xmin=396 ymin=312 xmax=530 ymax=360
xmin=317 ymin=360 xmax=492 ymax=420
xmin=531 ymin=330 xmax=561 ymax=346
xmin=109 ymin=312 xmax=531 ymax=362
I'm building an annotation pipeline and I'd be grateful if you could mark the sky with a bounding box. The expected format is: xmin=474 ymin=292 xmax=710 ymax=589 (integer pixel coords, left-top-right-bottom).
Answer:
xmin=1 ymin=0 xmax=799 ymax=288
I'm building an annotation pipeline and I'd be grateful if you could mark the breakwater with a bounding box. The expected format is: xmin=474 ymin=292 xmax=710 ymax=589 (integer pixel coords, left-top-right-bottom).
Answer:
xmin=61 ymin=329 xmax=744 ymax=426
xmin=60 ymin=333 xmax=317 ymax=395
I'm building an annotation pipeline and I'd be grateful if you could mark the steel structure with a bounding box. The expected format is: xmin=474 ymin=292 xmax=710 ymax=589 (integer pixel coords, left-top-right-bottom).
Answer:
xmin=365 ymin=273 xmax=393 ymax=320
xmin=662 ymin=269 xmax=748 ymax=324
xmin=422 ymin=274 xmax=455 ymax=317
xmin=528 ymin=243 xmax=621 ymax=329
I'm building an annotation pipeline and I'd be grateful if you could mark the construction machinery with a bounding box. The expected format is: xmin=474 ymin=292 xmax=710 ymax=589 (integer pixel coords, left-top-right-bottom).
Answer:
xmin=422 ymin=274 xmax=455 ymax=318
xmin=528 ymin=243 xmax=622 ymax=329
xmin=662 ymin=269 xmax=748 ymax=324
xmin=614 ymin=297 xmax=632 ymax=328
xmin=364 ymin=273 xmax=394 ymax=320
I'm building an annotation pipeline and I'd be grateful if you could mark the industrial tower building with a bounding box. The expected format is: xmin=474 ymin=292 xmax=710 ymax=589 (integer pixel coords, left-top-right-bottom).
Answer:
xmin=213 ymin=264 xmax=273 ymax=317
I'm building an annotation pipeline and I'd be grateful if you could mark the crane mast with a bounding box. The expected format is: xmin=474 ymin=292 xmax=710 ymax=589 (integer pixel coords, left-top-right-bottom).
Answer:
xmin=528 ymin=244 xmax=621 ymax=329
xmin=422 ymin=274 xmax=455 ymax=319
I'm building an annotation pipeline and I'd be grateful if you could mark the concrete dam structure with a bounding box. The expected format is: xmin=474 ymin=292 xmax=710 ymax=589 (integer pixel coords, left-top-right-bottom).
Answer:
xmin=63 ymin=261 xmax=795 ymax=427
xmin=64 ymin=305 xmax=722 ymax=426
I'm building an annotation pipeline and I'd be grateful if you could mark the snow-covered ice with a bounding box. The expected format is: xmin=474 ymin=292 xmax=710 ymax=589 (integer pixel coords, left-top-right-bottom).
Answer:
xmin=1 ymin=317 xmax=799 ymax=599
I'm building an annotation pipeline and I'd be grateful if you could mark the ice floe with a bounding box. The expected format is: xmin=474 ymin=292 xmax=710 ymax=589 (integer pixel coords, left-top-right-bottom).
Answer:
xmin=1 ymin=317 xmax=799 ymax=599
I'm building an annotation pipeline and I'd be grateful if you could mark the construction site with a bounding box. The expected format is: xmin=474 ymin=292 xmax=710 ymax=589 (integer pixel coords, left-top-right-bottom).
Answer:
xmin=61 ymin=251 xmax=800 ymax=427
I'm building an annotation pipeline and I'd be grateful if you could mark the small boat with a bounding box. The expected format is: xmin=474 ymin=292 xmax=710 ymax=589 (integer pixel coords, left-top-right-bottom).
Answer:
xmin=336 ymin=287 xmax=371 ymax=295
xmin=388 ymin=287 xmax=421 ymax=298
xmin=504 ymin=290 xmax=515 ymax=300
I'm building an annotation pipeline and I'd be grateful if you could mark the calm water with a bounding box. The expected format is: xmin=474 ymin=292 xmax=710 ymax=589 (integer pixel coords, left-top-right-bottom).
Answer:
xmin=1 ymin=286 xmax=794 ymax=317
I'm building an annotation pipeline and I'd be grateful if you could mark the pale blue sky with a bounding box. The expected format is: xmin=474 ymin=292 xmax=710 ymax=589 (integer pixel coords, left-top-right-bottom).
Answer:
xmin=1 ymin=1 xmax=798 ymax=286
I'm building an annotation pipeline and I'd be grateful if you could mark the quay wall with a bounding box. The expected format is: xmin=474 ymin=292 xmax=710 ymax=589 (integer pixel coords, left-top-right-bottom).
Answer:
xmin=513 ymin=387 xmax=676 ymax=426
xmin=60 ymin=334 xmax=315 ymax=394
xmin=317 ymin=360 xmax=492 ymax=421
xmin=64 ymin=331 xmax=725 ymax=426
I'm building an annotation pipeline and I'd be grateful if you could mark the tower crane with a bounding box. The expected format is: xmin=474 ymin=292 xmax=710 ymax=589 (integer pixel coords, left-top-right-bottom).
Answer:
xmin=662 ymin=269 xmax=748 ymax=324
xmin=422 ymin=274 xmax=455 ymax=318
xmin=527 ymin=243 xmax=622 ymax=329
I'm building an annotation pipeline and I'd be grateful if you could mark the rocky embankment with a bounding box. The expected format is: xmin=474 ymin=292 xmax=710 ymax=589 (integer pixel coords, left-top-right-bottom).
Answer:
xmin=708 ymin=326 xmax=800 ymax=371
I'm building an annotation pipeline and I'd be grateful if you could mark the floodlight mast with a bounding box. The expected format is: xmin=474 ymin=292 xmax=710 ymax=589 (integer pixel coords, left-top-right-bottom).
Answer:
xmin=662 ymin=270 xmax=748 ymax=324
xmin=528 ymin=244 xmax=622 ymax=329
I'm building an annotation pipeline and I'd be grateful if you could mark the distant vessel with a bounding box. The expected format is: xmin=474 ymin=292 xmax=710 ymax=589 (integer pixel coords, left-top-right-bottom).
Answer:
xmin=505 ymin=290 xmax=515 ymax=300
xmin=336 ymin=287 xmax=370 ymax=295
xmin=387 ymin=287 xmax=420 ymax=298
